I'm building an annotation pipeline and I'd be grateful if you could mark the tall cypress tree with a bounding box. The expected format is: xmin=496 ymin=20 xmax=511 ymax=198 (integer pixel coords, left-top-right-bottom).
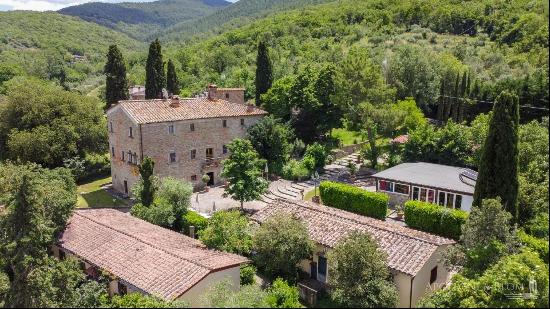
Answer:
xmin=255 ymin=40 xmax=273 ymax=105
xmin=145 ymin=39 xmax=166 ymax=99
xmin=104 ymin=45 xmax=128 ymax=109
xmin=139 ymin=156 xmax=156 ymax=207
xmin=473 ymin=91 xmax=519 ymax=220
xmin=166 ymin=59 xmax=180 ymax=96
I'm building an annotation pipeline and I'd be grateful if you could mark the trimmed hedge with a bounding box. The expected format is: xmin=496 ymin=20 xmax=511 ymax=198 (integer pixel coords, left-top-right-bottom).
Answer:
xmin=319 ymin=181 xmax=388 ymax=220
xmin=404 ymin=200 xmax=468 ymax=240
xmin=181 ymin=211 xmax=208 ymax=236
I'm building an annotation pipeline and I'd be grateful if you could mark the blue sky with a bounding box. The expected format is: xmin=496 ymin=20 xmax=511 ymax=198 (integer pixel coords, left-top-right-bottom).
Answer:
xmin=0 ymin=0 xmax=237 ymax=11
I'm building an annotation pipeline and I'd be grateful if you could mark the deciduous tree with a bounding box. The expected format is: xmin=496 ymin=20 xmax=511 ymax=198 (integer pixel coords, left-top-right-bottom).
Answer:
xmin=327 ymin=232 xmax=398 ymax=308
xmin=221 ymin=139 xmax=268 ymax=209
xmin=252 ymin=214 xmax=314 ymax=281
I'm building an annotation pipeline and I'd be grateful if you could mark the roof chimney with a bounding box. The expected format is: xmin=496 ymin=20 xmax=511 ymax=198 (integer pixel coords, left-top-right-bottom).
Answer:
xmin=170 ymin=96 xmax=180 ymax=108
xmin=246 ymin=103 xmax=255 ymax=113
xmin=207 ymin=84 xmax=217 ymax=101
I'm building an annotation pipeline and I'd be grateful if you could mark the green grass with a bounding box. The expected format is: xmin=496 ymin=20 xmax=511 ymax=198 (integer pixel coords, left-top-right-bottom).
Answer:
xmin=330 ymin=128 xmax=363 ymax=146
xmin=77 ymin=176 xmax=128 ymax=208
xmin=303 ymin=188 xmax=321 ymax=202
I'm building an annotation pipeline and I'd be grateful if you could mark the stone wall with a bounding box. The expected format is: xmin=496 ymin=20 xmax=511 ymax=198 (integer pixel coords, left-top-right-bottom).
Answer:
xmin=214 ymin=88 xmax=246 ymax=104
xmin=108 ymin=108 xmax=264 ymax=194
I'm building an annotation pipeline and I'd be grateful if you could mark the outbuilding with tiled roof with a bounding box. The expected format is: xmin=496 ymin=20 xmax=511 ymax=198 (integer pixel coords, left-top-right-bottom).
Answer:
xmin=55 ymin=208 xmax=248 ymax=304
xmin=251 ymin=199 xmax=455 ymax=308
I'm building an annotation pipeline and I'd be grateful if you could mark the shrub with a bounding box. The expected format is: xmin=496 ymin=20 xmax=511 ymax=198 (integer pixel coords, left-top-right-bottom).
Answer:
xmin=281 ymin=159 xmax=309 ymax=181
xmin=303 ymin=143 xmax=327 ymax=171
xmin=319 ymin=181 xmax=388 ymax=220
xmin=240 ymin=264 xmax=257 ymax=286
xmin=266 ymin=278 xmax=301 ymax=308
xmin=404 ymin=200 xmax=468 ymax=239
xmin=181 ymin=210 xmax=208 ymax=236
xmin=518 ymin=230 xmax=549 ymax=263
xmin=130 ymin=197 xmax=176 ymax=228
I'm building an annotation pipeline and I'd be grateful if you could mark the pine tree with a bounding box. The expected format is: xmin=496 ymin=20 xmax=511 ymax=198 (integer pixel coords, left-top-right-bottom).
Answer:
xmin=255 ymin=40 xmax=273 ymax=105
xmin=473 ymin=91 xmax=520 ymax=220
xmin=104 ymin=45 xmax=128 ymax=109
xmin=166 ymin=59 xmax=180 ymax=96
xmin=145 ymin=39 xmax=166 ymax=99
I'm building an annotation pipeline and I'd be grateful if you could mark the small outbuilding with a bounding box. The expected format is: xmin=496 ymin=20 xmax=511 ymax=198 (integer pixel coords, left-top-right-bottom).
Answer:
xmin=372 ymin=162 xmax=477 ymax=211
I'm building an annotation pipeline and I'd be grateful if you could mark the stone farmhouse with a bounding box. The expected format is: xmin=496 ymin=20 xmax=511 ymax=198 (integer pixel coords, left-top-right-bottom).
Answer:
xmin=54 ymin=208 xmax=248 ymax=306
xmin=107 ymin=85 xmax=267 ymax=195
xmin=251 ymin=199 xmax=455 ymax=308
xmin=372 ymin=162 xmax=477 ymax=212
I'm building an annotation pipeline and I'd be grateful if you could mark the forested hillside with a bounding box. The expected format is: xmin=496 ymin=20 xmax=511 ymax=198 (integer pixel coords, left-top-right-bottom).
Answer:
xmin=0 ymin=11 xmax=143 ymax=94
xmin=156 ymin=0 xmax=548 ymax=120
xmin=158 ymin=0 xmax=336 ymax=41
xmin=59 ymin=0 xmax=230 ymax=41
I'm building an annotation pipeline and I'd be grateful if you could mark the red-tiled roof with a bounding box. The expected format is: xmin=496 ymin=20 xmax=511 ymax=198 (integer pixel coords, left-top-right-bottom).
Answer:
xmin=58 ymin=209 xmax=248 ymax=299
xmin=392 ymin=134 xmax=409 ymax=144
xmin=113 ymin=98 xmax=266 ymax=124
xmin=251 ymin=199 xmax=454 ymax=276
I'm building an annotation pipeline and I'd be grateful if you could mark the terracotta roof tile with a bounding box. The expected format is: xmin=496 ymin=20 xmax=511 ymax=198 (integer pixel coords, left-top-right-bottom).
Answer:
xmin=250 ymin=199 xmax=454 ymax=276
xmin=58 ymin=209 xmax=248 ymax=299
xmin=114 ymin=98 xmax=267 ymax=124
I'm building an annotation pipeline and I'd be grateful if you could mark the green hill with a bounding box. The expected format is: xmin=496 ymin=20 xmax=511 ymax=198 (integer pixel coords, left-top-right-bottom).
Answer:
xmin=59 ymin=0 xmax=231 ymax=41
xmin=159 ymin=0 xmax=335 ymax=41
xmin=156 ymin=0 xmax=548 ymax=117
xmin=0 ymin=11 xmax=143 ymax=93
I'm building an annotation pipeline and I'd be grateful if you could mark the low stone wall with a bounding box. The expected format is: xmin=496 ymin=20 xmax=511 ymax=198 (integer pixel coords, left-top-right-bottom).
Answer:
xmin=330 ymin=142 xmax=366 ymax=159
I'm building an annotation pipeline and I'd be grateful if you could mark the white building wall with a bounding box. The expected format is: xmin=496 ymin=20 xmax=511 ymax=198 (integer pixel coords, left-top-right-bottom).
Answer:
xmin=297 ymin=244 xmax=451 ymax=308
xmin=177 ymin=266 xmax=241 ymax=307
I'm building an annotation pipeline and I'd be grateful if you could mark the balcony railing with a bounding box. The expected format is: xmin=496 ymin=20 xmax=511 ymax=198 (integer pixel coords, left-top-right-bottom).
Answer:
xmin=202 ymin=156 xmax=224 ymax=169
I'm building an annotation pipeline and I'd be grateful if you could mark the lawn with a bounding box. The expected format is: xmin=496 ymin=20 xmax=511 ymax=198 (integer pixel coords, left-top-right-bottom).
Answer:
xmin=330 ymin=128 xmax=364 ymax=146
xmin=303 ymin=188 xmax=321 ymax=202
xmin=76 ymin=176 xmax=128 ymax=208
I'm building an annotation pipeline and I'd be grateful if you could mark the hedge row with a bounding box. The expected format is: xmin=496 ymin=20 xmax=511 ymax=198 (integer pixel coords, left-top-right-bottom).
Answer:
xmin=319 ymin=181 xmax=388 ymax=220
xmin=404 ymin=200 xmax=468 ymax=240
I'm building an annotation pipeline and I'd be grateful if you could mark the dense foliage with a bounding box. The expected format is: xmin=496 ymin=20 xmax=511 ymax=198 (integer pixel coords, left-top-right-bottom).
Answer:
xmin=444 ymin=199 xmax=520 ymax=277
xmin=473 ymin=91 xmax=520 ymax=219
xmin=319 ymin=181 xmax=389 ymax=220
xmin=252 ymin=214 xmax=314 ymax=281
xmin=404 ymin=200 xmax=468 ymax=240
xmin=59 ymin=0 xmax=229 ymax=41
xmin=327 ymin=232 xmax=398 ymax=308
xmin=181 ymin=210 xmax=208 ymax=236
xmin=247 ymin=116 xmax=295 ymax=174
xmin=199 ymin=210 xmax=253 ymax=255
xmin=221 ymin=139 xmax=268 ymax=208
xmin=0 ymin=11 xmax=142 ymax=93
xmin=104 ymin=44 xmax=129 ymax=109
xmin=419 ymin=250 xmax=549 ymax=308
xmin=0 ymin=77 xmax=107 ymax=167
xmin=145 ymin=39 xmax=166 ymax=99
xmin=0 ymin=163 xmax=77 ymax=307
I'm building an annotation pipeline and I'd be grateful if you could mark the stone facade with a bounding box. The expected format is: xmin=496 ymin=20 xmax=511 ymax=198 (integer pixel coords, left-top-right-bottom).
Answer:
xmin=107 ymin=100 xmax=264 ymax=195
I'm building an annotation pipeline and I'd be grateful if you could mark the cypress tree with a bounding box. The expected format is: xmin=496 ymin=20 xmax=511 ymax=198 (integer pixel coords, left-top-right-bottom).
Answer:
xmin=139 ymin=156 xmax=156 ymax=207
xmin=451 ymin=72 xmax=461 ymax=122
xmin=437 ymin=79 xmax=445 ymax=121
xmin=255 ymin=40 xmax=273 ymax=105
xmin=104 ymin=44 xmax=128 ymax=109
xmin=458 ymin=71 xmax=468 ymax=122
xmin=145 ymin=39 xmax=166 ymax=99
xmin=166 ymin=59 xmax=180 ymax=96
xmin=473 ymin=91 xmax=520 ymax=220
